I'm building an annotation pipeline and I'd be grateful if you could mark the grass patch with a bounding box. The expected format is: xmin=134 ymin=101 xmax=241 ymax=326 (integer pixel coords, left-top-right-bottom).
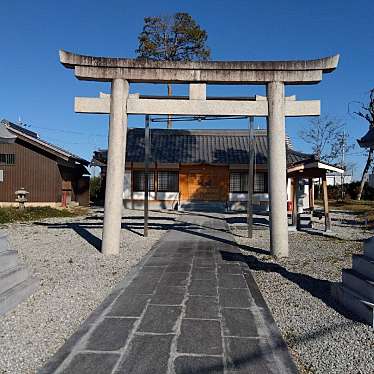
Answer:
xmin=0 ymin=207 xmax=86 ymax=224
xmin=327 ymin=199 xmax=374 ymax=212
xmin=316 ymin=199 xmax=374 ymax=228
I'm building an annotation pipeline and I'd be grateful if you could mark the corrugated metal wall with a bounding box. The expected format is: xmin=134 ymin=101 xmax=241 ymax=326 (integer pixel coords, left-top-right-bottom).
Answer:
xmin=0 ymin=140 xmax=62 ymax=202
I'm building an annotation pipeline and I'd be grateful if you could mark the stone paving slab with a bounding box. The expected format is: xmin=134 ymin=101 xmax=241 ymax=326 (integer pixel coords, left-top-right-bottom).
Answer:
xmin=115 ymin=334 xmax=173 ymax=374
xmin=39 ymin=213 xmax=298 ymax=374
xmin=174 ymin=356 xmax=224 ymax=374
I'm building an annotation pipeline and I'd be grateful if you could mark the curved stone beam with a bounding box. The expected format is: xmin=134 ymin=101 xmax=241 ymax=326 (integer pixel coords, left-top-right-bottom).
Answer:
xmin=59 ymin=50 xmax=339 ymax=84
xmin=60 ymin=50 xmax=339 ymax=72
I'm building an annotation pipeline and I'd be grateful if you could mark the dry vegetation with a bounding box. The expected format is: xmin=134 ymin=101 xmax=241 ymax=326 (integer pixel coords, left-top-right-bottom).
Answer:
xmin=316 ymin=199 xmax=374 ymax=227
xmin=0 ymin=206 xmax=87 ymax=224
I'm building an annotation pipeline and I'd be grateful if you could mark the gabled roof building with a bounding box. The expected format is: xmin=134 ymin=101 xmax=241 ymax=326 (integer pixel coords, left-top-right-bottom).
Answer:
xmin=93 ymin=128 xmax=321 ymax=212
xmin=0 ymin=119 xmax=90 ymax=207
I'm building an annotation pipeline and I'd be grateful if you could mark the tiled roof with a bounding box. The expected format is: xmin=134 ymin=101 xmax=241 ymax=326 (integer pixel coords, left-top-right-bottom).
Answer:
xmin=94 ymin=128 xmax=312 ymax=166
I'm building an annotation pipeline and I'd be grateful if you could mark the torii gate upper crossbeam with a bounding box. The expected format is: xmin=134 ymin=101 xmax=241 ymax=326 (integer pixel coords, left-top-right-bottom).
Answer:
xmin=60 ymin=50 xmax=339 ymax=84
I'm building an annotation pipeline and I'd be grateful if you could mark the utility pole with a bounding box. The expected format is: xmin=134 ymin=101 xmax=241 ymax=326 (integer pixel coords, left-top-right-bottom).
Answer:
xmin=340 ymin=130 xmax=346 ymax=200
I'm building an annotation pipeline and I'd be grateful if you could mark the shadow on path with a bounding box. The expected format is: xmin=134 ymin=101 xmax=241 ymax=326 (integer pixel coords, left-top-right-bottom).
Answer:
xmin=34 ymin=210 xmax=248 ymax=254
xmin=176 ymin=319 xmax=355 ymax=373
xmin=69 ymin=223 xmax=102 ymax=252
xmin=35 ymin=218 xmax=269 ymax=256
xmin=220 ymin=248 xmax=364 ymax=324
xmin=35 ymin=213 xmax=362 ymax=326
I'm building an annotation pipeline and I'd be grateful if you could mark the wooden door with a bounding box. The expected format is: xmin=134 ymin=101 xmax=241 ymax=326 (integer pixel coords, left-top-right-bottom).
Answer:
xmin=180 ymin=165 xmax=228 ymax=201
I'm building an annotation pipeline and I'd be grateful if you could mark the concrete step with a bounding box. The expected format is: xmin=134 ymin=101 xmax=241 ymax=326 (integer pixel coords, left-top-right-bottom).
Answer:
xmin=179 ymin=201 xmax=226 ymax=213
xmin=352 ymin=254 xmax=374 ymax=281
xmin=332 ymin=284 xmax=374 ymax=327
xmin=297 ymin=214 xmax=312 ymax=229
xmin=0 ymin=232 xmax=11 ymax=253
xmin=0 ymin=277 xmax=38 ymax=316
xmin=342 ymin=269 xmax=374 ymax=304
xmin=363 ymin=237 xmax=374 ymax=261
xmin=0 ymin=266 xmax=29 ymax=295
xmin=0 ymin=250 xmax=19 ymax=273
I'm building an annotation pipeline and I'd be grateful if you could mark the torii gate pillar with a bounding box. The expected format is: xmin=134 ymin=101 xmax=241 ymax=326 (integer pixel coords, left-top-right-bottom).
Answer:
xmin=267 ymin=81 xmax=288 ymax=257
xmin=102 ymin=79 xmax=129 ymax=255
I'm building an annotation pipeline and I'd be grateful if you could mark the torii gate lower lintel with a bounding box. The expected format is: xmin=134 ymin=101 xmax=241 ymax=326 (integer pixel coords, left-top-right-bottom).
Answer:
xmin=59 ymin=50 xmax=339 ymax=257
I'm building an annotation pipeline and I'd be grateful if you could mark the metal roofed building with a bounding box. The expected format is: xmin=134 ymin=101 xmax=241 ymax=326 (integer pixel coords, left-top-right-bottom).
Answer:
xmin=0 ymin=119 xmax=90 ymax=207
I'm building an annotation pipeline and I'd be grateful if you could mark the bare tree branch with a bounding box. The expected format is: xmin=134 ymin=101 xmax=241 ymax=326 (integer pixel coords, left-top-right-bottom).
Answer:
xmin=351 ymin=88 xmax=374 ymax=200
xmin=298 ymin=115 xmax=351 ymax=164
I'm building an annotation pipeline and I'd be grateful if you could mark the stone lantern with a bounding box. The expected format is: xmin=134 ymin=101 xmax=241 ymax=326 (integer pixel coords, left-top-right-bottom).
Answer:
xmin=15 ymin=188 xmax=29 ymax=209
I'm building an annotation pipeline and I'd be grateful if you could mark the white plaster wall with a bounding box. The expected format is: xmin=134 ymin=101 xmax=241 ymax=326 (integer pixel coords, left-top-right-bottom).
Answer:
xmin=132 ymin=192 xmax=156 ymax=200
xmin=229 ymin=193 xmax=247 ymax=202
xmin=156 ymin=192 xmax=179 ymax=201
xmin=123 ymin=171 xmax=132 ymax=199
xmin=128 ymin=192 xmax=178 ymax=201
xmin=287 ymin=178 xmax=292 ymax=201
xmin=303 ymin=184 xmax=309 ymax=208
xmin=253 ymin=193 xmax=269 ymax=204
xmin=229 ymin=193 xmax=269 ymax=203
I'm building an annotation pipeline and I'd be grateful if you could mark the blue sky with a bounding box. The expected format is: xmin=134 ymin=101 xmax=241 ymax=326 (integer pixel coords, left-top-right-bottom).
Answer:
xmin=0 ymin=0 xmax=373 ymax=178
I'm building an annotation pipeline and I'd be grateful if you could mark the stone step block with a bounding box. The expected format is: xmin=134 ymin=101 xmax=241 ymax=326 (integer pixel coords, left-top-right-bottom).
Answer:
xmin=352 ymin=254 xmax=374 ymax=281
xmin=297 ymin=214 xmax=312 ymax=229
xmin=363 ymin=237 xmax=374 ymax=261
xmin=342 ymin=269 xmax=374 ymax=304
xmin=0 ymin=232 xmax=11 ymax=253
xmin=179 ymin=202 xmax=226 ymax=213
xmin=332 ymin=284 xmax=374 ymax=327
xmin=0 ymin=277 xmax=38 ymax=316
xmin=0 ymin=250 xmax=19 ymax=273
xmin=0 ymin=266 xmax=29 ymax=295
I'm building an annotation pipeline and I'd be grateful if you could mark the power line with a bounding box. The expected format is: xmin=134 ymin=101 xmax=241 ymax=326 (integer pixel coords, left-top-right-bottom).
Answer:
xmin=45 ymin=137 xmax=105 ymax=146
xmin=30 ymin=126 xmax=106 ymax=137
xmin=150 ymin=115 xmax=250 ymax=123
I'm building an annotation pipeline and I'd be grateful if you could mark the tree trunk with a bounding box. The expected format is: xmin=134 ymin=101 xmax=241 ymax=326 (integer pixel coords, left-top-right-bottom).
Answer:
xmin=357 ymin=148 xmax=374 ymax=200
xmin=167 ymin=83 xmax=172 ymax=129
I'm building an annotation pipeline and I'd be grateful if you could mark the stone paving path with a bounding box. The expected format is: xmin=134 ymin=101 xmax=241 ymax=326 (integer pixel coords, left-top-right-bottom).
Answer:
xmin=39 ymin=213 xmax=298 ymax=374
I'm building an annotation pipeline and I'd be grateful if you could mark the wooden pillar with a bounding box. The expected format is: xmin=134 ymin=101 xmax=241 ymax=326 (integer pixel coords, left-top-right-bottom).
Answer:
xmin=291 ymin=177 xmax=297 ymax=226
xmin=130 ymin=162 xmax=134 ymax=209
xmin=155 ymin=162 xmax=158 ymax=202
xmin=308 ymin=178 xmax=314 ymax=211
xmin=322 ymin=173 xmax=331 ymax=231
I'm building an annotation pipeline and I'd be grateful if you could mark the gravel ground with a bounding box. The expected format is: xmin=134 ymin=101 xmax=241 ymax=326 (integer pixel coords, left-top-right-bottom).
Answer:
xmin=0 ymin=208 xmax=181 ymax=374
xmin=1 ymin=207 xmax=373 ymax=374
xmin=229 ymin=211 xmax=374 ymax=374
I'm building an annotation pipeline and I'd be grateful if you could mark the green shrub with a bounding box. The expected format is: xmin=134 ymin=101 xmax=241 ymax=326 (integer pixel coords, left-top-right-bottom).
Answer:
xmin=0 ymin=207 xmax=80 ymax=224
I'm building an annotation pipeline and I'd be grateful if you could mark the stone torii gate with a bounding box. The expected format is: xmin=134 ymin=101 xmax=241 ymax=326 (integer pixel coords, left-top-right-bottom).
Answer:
xmin=59 ymin=50 xmax=339 ymax=257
